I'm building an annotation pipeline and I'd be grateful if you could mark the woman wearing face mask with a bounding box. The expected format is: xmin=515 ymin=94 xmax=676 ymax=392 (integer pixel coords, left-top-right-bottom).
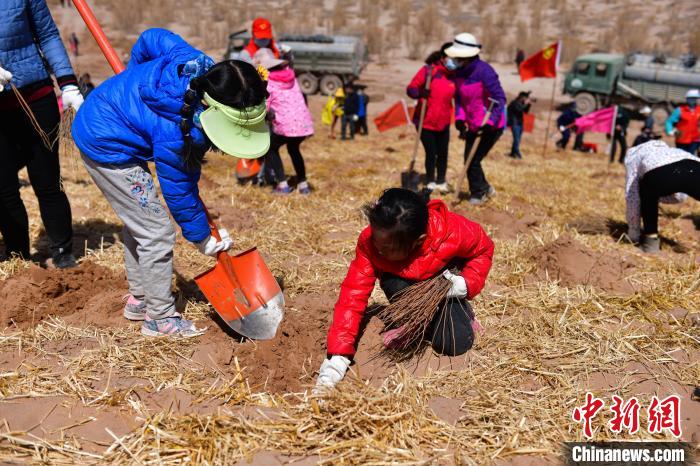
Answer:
xmin=72 ymin=29 xmax=270 ymax=337
xmin=240 ymin=18 xmax=280 ymax=63
xmin=406 ymin=42 xmax=456 ymax=193
xmin=445 ymin=33 xmax=507 ymax=205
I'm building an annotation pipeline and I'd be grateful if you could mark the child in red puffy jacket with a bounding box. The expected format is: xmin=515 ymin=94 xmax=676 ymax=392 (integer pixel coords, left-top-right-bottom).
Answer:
xmin=315 ymin=188 xmax=494 ymax=390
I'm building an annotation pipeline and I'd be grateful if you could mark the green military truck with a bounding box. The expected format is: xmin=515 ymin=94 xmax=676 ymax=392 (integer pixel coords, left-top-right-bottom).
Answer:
xmin=226 ymin=32 xmax=369 ymax=96
xmin=564 ymin=53 xmax=700 ymax=123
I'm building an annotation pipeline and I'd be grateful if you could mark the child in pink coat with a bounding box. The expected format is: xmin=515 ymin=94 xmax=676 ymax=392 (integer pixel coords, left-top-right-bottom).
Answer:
xmin=254 ymin=49 xmax=314 ymax=194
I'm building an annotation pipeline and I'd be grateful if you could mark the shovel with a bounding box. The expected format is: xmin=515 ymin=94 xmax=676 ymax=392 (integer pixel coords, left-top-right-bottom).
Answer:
xmin=194 ymin=205 xmax=284 ymax=340
xmin=453 ymin=97 xmax=499 ymax=202
xmin=236 ymin=158 xmax=262 ymax=181
xmin=73 ymin=0 xmax=284 ymax=339
xmin=401 ymin=66 xmax=433 ymax=191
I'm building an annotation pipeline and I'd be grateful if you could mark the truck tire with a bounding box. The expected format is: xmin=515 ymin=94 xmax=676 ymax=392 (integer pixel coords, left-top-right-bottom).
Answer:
xmin=574 ymin=92 xmax=598 ymax=115
xmin=651 ymin=105 xmax=670 ymax=127
xmin=297 ymin=73 xmax=319 ymax=95
xmin=320 ymin=74 xmax=343 ymax=96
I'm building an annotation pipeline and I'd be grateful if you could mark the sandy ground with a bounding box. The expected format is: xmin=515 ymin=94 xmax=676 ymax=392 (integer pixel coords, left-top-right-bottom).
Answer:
xmin=0 ymin=4 xmax=697 ymax=464
xmin=0 ymin=87 xmax=698 ymax=461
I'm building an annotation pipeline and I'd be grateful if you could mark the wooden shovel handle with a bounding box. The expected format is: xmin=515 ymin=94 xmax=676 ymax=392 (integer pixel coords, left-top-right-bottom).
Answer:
xmin=408 ymin=65 xmax=433 ymax=173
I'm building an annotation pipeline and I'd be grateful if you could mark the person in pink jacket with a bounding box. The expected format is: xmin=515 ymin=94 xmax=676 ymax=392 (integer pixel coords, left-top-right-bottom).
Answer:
xmin=254 ymin=49 xmax=315 ymax=194
xmin=406 ymin=43 xmax=456 ymax=193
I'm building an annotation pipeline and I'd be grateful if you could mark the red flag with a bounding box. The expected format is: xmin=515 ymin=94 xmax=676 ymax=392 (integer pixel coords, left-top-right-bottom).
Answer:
xmin=374 ymin=100 xmax=411 ymax=133
xmin=523 ymin=113 xmax=535 ymax=133
xmin=519 ymin=41 xmax=560 ymax=82
xmin=574 ymin=106 xmax=616 ymax=134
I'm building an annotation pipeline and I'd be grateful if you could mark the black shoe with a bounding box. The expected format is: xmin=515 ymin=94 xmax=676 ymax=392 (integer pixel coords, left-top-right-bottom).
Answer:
xmin=639 ymin=235 xmax=660 ymax=253
xmin=54 ymin=252 xmax=77 ymax=269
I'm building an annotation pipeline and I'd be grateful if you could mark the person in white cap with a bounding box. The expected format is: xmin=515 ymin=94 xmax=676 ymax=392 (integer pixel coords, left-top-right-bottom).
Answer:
xmin=665 ymin=89 xmax=700 ymax=155
xmin=444 ymin=33 xmax=507 ymax=205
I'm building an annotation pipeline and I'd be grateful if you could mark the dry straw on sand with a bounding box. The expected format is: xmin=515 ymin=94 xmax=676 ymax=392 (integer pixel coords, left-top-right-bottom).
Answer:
xmin=0 ymin=98 xmax=699 ymax=464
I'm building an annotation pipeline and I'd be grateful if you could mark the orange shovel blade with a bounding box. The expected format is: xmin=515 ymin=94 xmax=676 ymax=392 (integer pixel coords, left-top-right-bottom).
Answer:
xmin=236 ymin=158 xmax=261 ymax=179
xmin=194 ymin=247 xmax=284 ymax=340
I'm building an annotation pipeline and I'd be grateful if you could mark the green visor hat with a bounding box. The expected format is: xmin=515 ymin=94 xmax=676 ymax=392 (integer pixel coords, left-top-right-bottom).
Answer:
xmin=199 ymin=93 xmax=270 ymax=159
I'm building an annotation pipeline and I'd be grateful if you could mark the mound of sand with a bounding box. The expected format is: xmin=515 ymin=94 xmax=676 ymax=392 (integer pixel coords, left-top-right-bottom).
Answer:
xmin=0 ymin=262 xmax=127 ymax=329
xmin=195 ymin=293 xmax=335 ymax=394
xmin=531 ymin=235 xmax=637 ymax=294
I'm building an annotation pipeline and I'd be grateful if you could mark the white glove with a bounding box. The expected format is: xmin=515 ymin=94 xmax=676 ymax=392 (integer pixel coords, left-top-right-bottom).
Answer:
xmin=315 ymin=355 xmax=351 ymax=390
xmin=558 ymin=125 xmax=566 ymax=132
xmin=61 ymin=84 xmax=84 ymax=110
xmin=442 ymin=270 xmax=468 ymax=299
xmin=196 ymin=229 xmax=233 ymax=256
xmin=0 ymin=66 xmax=12 ymax=92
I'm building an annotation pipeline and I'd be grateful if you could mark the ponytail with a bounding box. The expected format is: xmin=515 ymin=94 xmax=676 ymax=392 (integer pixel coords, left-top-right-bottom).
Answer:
xmin=179 ymin=78 xmax=203 ymax=171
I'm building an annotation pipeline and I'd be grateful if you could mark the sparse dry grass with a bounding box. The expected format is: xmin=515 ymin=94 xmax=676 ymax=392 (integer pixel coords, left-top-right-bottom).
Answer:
xmin=1 ymin=107 xmax=698 ymax=464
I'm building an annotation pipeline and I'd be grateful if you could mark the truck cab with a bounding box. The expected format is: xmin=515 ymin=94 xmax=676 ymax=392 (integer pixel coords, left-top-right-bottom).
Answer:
xmin=564 ymin=54 xmax=625 ymax=114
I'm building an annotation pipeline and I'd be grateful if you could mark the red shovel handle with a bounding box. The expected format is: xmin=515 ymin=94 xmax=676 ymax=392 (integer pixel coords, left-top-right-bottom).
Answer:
xmin=200 ymin=197 xmax=223 ymax=242
xmin=72 ymin=0 xmax=125 ymax=74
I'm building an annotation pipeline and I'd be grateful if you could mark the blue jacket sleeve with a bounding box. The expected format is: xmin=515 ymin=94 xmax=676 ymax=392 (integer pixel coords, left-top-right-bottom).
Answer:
xmin=153 ymin=141 xmax=210 ymax=243
xmin=130 ymin=28 xmax=197 ymax=67
xmin=665 ymin=108 xmax=680 ymax=135
xmin=483 ymin=65 xmax=507 ymax=125
xmin=29 ymin=0 xmax=74 ymax=80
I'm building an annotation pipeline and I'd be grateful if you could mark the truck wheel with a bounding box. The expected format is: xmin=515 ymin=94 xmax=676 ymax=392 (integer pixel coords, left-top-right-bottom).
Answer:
xmin=320 ymin=74 xmax=343 ymax=96
xmin=651 ymin=105 xmax=670 ymax=127
xmin=574 ymin=92 xmax=597 ymax=115
xmin=297 ymin=73 xmax=319 ymax=95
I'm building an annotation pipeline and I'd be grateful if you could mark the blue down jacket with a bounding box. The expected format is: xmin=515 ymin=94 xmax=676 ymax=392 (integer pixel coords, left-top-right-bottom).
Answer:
xmin=73 ymin=29 xmax=212 ymax=242
xmin=1 ymin=0 xmax=75 ymax=90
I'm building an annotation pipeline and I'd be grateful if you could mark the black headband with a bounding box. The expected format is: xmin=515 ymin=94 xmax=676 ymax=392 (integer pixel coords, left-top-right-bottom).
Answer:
xmin=454 ymin=38 xmax=482 ymax=49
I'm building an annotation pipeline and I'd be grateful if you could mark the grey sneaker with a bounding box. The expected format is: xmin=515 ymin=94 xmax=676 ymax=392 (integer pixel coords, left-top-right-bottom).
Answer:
xmin=468 ymin=195 xmax=486 ymax=205
xmin=486 ymin=185 xmax=497 ymax=197
xmin=53 ymin=253 xmax=77 ymax=269
xmin=123 ymin=294 xmax=147 ymax=321
xmin=640 ymin=235 xmax=660 ymax=253
xmin=140 ymin=313 xmax=207 ymax=338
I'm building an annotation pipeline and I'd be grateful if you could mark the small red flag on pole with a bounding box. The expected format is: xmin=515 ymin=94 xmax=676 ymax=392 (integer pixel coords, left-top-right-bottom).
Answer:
xmin=519 ymin=41 xmax=560 ymax=82
xmin=374 ymin=100 xmax=412 ymax=133
xmin=523 ymin=113 xmax=535 ymax=133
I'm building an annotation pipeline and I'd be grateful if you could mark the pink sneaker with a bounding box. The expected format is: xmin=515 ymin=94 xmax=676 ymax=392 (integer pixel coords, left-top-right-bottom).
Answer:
xmin=382 ymin=326 xmax=407 ymax=349
xmin=471 ymin=318 xmax=484 ymax=336
xmin=123 ymin=294 xmax=146 ymax=321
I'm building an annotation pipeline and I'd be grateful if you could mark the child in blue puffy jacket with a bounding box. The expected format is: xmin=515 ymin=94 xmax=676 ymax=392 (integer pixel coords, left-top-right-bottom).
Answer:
xmin=72 ymin=29 xmax=270 ymax=337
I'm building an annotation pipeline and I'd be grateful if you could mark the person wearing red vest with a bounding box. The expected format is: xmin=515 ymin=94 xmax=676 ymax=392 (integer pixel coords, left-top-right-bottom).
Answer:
xmin=665 ymin=89 xmax=700 ymax=155
xmin=239 ymin=18 xmax=280 ymax=63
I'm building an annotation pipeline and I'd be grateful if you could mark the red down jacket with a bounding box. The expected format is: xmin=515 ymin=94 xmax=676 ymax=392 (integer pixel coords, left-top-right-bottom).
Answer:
xmin=326 ymin=200 xmax=494 ymax=356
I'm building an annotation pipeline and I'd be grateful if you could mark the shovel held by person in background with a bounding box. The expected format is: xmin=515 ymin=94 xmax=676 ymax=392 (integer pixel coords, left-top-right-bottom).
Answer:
xmin=72 ymin=0 xmax=284 ymax=340
xmin=401 ymin=66 xmax=433 ymax=191
xmin=454 ymin=97 xmax=499 ymax=201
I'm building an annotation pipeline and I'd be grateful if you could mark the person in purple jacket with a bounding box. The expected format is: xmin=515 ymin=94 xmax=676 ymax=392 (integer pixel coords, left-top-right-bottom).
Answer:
xmin=445 ymin=33 xmax=507 ymax=205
